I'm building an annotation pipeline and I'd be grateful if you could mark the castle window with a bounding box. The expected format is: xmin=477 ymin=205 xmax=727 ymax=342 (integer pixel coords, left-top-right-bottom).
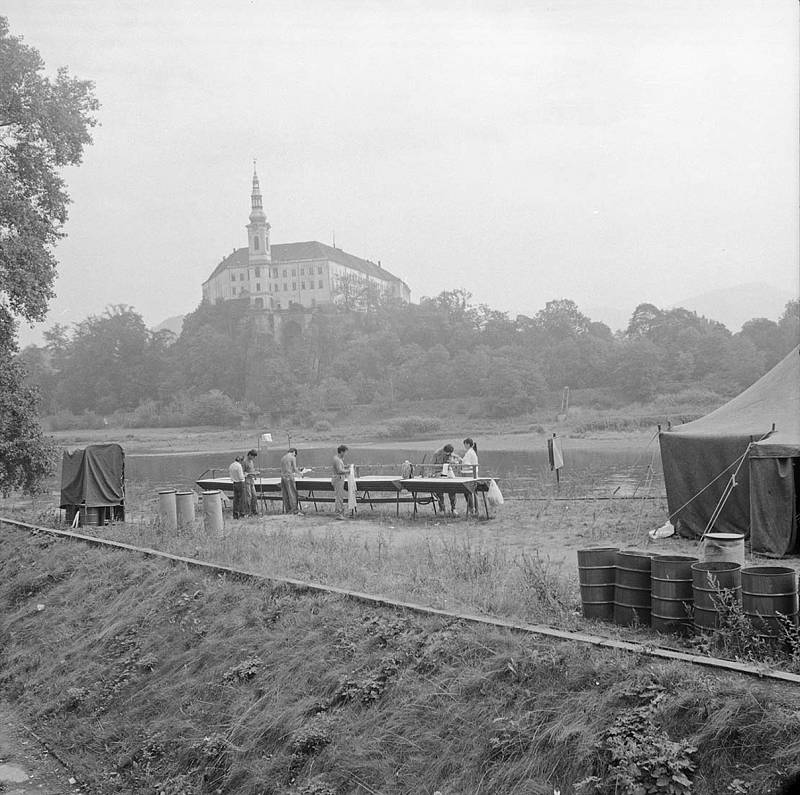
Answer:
xmin=292 ymin=282 xmax=296 ymax=290
xmin=239 ymin=273 xmax=244 ymax=281
xmin=256 ymin=283 xmax=261 ymax=291
xmin=255 ymin=267 xmax=260 ymax=277
xmin=283 ymin=269 xmax=287 ymax=277
xmin=300 ymin=267 xmax=304 ymax=275
xmin=273 ymin=268 xmax=278 ymax=278
xmin=255 ymin=297 xmax=263 ymax=308
xmin=283 ymin=283 xmax=287 ymax=291
xmin=254 ymin=237 xmax=259 ymax=251
xmin=230 ymin=274 xmax=235 ymax=281
xmin=317 ymin=265 xmax=323 ymax=274
xmin=301 ymin=282 xmax=306 ymax=290
xmin=292 ymin=269 xmax=296 ymax=276
xmin=318 ymin=279 xmax=323 ymax=289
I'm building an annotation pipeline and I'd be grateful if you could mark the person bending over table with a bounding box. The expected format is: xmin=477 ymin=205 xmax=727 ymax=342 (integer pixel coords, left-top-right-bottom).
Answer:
xmin=431 ymin=443 xmax=458 ymax=516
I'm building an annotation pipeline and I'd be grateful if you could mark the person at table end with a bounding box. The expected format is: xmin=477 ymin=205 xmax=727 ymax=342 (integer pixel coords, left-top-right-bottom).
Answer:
xmin=243 ymin=449 xmax=260 ymax=516
xmin=280 ymin=447 xmax=304 ymax=516
xmin=228 ymin=455 xmax=245 ymax=519
xmin=461 ymin=437 xmax=479 ymax=517
xmin=432 ymin=443 xmax=458 ymax=516
xmin=332 ymin=444 xmax=349 ymax=519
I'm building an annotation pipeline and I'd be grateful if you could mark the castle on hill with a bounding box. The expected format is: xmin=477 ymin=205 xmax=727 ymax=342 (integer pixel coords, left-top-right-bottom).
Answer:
xmin=202 ymin=168 xmax=411 ymax=311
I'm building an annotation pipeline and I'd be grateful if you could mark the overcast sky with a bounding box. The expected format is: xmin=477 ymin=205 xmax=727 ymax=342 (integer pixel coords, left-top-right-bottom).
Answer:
xmin=7 ymin=0 xmax=799 ymax=343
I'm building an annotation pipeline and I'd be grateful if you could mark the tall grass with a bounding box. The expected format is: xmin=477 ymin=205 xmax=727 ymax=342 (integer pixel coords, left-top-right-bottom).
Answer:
xmin=1 ymin=530 xmax=799 ymax=795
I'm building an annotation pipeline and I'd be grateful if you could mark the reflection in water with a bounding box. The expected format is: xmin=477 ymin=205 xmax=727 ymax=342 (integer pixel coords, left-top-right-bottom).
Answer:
xmin=125 ymin=443 xmax=665 ymax=499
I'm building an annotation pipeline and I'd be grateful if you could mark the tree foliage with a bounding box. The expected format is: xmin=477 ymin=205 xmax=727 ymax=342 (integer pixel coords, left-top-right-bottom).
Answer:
xmin=0 ymin=17 xmax=98 ymax=494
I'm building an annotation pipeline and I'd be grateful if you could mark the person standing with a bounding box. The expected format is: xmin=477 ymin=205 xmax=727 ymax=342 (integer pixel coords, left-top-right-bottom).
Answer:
xmin=332 ymin=445 xmax=349 ymax=519
xmin=243 ymin=449 xmax=259 ymax=516
xmin=228 ymin=455 xmax=245 ymax=519
xmin=431 ymin=443 xmax=458 ymax=515
xmin=461 ymin=437 xmax=479 ymax=517
xmin=280 ymin=448 xmax=303 ymax=515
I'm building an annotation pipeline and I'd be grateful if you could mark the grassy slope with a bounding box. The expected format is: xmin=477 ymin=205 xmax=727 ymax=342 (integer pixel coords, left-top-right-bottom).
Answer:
xmin=1 ymin=529 xmax=799 ymax=795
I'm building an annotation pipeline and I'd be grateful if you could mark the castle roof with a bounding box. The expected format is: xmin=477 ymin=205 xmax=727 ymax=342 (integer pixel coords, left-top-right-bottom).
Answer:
xmin=203 ymin=241 xmax=407 ymax=289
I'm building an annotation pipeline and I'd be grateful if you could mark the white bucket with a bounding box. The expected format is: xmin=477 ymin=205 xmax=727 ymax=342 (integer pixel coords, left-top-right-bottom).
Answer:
xmin=157 ymin=489 xmax=178 ymax=531
xmin=702 ymin=532 xmax=745 ymax=567
xmin=175 ymin=491 xmax=196 ymax=528
xmin=202 ymin=490 xmax=224 ymax=534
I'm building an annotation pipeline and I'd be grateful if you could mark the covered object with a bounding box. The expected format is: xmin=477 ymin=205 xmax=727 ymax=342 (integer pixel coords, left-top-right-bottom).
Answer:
xmin=659 ymin=347 xmax=799 ymax=557
xmin=60 ymin=443 xmax=125 ymax=525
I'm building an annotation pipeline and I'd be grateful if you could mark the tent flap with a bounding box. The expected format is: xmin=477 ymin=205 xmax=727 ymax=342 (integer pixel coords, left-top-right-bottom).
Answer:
xmin=750 ymin=457 xmax=797 ymax=557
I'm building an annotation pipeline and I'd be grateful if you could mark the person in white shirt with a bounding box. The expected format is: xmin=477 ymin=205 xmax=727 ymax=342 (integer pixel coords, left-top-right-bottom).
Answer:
xmin=332 ymin=445 xmax=349 ymax=519
xmin=460 ymin=438 xmax=479 ymax=517
xmin=228 ymin=456 xmax=245 ymax=519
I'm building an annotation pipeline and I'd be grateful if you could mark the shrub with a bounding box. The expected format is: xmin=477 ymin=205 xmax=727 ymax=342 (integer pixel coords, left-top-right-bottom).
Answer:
xmin=376 ymin=416 xmax=441 ymax=438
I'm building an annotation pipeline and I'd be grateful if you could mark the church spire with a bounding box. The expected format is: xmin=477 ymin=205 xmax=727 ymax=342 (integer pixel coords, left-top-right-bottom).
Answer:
xmin=250 ymin=160 xmax=266 ymax=222
xmin=247 ymin=161 xmax=271 ymax=263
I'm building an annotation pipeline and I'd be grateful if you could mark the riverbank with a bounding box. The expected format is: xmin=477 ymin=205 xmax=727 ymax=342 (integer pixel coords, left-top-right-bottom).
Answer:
xmin=49 ymin=424 xmax=656 ymax=456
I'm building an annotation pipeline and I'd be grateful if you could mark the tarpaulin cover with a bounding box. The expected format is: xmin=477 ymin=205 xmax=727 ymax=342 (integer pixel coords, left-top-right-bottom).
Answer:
xmin=60 ymin=443 xmax=125 ymax=508
xmin=659 ymin=347 xmax=799 ymax=551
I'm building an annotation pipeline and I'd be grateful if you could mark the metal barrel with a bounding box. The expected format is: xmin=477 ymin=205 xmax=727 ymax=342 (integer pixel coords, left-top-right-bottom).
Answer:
xmin=577 ymin=547 xmax=618 ymax=622
xmin=650 ymin=554 xmax=698 ymax=635
xmin=741 ymin=566 xmax=799 ymax=639
xmin=691 ymin=561 xmax=742 ymax=632
xmin=614 ymin=550 xmax=652 ymax=626
xmin=701 ymin=532 xmax=745 ymax=567
xmin=202 ymin=490 xmax=224 ymax=533
xmin=175 ymin=491 xmax=196 ymax=529
xmin=157 ymin=489 xmax=178 ymax=531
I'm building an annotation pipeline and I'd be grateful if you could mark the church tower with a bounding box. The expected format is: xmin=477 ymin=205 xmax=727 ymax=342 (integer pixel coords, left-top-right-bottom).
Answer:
xmin=247 ymin=163 xmax=271 ymax=267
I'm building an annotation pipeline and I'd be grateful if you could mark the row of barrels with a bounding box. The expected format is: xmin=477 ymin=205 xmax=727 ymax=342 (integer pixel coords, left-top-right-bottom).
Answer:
xmin=578 ymin=547 xmax=800 ymax=638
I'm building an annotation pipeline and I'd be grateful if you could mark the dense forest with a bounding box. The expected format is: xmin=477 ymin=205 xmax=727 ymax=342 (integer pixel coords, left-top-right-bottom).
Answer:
xmin=15 ymin=291 xmax=800 ymax=429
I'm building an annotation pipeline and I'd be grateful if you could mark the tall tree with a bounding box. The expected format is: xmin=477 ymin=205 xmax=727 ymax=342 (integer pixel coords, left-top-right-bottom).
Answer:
xmin=0 ymin=17 xmax=98 ymax=493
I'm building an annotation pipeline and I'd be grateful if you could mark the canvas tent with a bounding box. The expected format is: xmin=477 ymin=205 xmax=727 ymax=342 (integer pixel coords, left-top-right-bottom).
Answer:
xmin=60 ymin=443 xmax=125 ymax=525
xmin=659 ymin=346 xmax=800 ymax=557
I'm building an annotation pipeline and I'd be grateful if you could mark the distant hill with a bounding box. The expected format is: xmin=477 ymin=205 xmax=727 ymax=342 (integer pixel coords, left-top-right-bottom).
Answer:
xmin=669 ymin=282 xmax=796 ymax=332
xmin=585 ymin=282 xmax=796 ymax=335
xmin=152 ymin=315 xmax=185 ymax=338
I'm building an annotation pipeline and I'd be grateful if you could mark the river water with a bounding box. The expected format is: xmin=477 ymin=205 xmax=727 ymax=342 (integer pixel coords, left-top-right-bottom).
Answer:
xmin=125 ymin=442 xmax=665 ymax=499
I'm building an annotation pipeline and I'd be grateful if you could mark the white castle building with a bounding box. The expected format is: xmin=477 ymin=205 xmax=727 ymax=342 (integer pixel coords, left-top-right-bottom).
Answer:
xmin=202 ymin=169 xmax=411 ymax=311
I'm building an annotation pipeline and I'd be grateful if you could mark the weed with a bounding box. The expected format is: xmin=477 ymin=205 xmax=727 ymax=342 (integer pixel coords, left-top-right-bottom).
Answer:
xmin=222 ymin=656 xmax=263 ymax=683
xmin=576 ymin=681 xmax=696 ymax=795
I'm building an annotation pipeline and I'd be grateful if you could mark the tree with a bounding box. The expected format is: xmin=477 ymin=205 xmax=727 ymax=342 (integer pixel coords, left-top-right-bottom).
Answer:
xmin=0 ymin=17 xmax=98 ymax=494
xmin=534 ymin=299 xmax=592 ymax=338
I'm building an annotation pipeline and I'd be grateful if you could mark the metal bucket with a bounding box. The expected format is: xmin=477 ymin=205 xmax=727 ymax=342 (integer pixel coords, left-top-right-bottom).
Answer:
xmin=741 ymin=566 xmax=799 ymax=639
xmin=702 ymin=532 xmax=745 ymax=567
xmin=614 ymin=550 xmax=652 ymax=626
xmin=691 ymin=561 xmax=741 ymax=632
xmin=82 ymin=506 xmax=101 ymax=526
xmin=577 ymin=547 xmax=618 ymax=622
xmin=157 ymin=489 xmax=178 ymax=531
xmin=202 ymin=490 xmax=224 ymax=534
xmin=176 ymin=491 xmax=196 ymax=529
xmin=650 ymin=554 xmax=698 ymax=635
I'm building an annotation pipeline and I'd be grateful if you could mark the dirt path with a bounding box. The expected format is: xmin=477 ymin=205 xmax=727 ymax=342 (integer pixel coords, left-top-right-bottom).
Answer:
xmin=0 ymin=704 xmax=81 ymax=794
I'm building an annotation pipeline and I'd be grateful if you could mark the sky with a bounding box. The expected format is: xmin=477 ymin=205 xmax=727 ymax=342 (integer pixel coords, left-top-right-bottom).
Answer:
xmin=6 ymin=0 xmax=799 ymax=344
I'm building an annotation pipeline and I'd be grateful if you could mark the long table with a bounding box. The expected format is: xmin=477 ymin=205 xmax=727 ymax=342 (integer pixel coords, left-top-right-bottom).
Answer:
xmin=195 ymin=475 xmax=494 ymax=518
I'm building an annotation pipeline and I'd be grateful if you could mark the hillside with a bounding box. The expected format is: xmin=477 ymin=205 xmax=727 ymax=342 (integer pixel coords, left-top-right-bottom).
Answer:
xmin=1 ymin=527 xmax=799 ymax=794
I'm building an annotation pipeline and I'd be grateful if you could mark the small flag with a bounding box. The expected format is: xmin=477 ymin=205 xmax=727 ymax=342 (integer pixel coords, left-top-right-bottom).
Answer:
xmin=261 ymin=433 xmax=273 ymax=442
xmin=547 ymin=436 xmax=564 ymax=471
